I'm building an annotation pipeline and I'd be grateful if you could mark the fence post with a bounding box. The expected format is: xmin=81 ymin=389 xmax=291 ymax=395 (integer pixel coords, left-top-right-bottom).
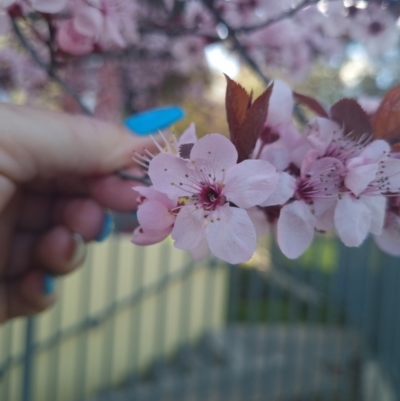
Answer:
xmin=22 ymin=317 xmax=35 ymax=401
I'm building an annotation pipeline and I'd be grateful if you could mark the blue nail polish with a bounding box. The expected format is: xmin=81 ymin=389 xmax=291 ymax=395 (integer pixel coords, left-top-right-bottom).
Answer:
xmin=125 ymin=106 xmax=185 ymax=135
xmin=96 ymin=212 xmax=114 ymax=242
xmin=43 ymin=274 xmax=55 ymax=295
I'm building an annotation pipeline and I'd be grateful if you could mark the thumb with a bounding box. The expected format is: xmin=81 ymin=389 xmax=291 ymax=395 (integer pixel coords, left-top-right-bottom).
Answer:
xmin=0 ymin=104 xmax=155 ymax=182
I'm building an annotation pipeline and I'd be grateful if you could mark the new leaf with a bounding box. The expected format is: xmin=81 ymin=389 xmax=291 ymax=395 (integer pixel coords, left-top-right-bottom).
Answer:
xmin=225 ymin=76 xmax=273 ymax=163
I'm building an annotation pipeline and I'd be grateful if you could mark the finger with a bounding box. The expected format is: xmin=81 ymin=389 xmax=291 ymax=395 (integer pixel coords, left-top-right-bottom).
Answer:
xmin=88 ymin=175 xmax=145 ymax=212
xmin=17 ymin=192 xmax=53 ymax=231
xmin=53 ymin=198 xmax=106 ymax=241
xmin=5 ymin=232 xmax=36 ymax=277
xmin=0 ymin=104 xmax=159 ymax=187
xmin=33 ymin=226 xmax=86 ymax=275
xmin=0 ymin=270 xmax=56 ymax=323
xmin=0 ymin=189 xmax=20 ymax=274
xmin=17 ymin=195 xmax=106 ymax=240
xmin=25 ymin=176 xmax=89 ymax=196
xmin=0 ymin=175 xmax=16 ymax=213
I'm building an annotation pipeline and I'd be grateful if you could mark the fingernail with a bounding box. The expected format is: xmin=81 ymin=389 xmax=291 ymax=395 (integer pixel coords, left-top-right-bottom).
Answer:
xmin=43 ymin=274 xmax=55 ymax=295
xmin=124 ymin=106 xmax=185 ymax=135
xmin=96 ymin=212 xmax=114 ymax=242
xmin=69 ymin=233 xmax=86 ymax=267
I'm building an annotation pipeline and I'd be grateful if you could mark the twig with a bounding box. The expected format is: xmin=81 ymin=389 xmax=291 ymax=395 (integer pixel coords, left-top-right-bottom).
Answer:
xmin=117 ymin=170 xmax=151 ymax=185
xmin=201 ymin=0 xmax=307 ymax=124
xmin=236 ymin=0 xmax=320 ymax=34
xmin=11 ymin=18 xmax=93 ymax=116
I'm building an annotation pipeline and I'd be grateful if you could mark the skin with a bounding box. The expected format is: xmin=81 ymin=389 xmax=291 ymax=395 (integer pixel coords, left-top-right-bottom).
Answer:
xmin=0 ymin=104 xmax=153 ymax=323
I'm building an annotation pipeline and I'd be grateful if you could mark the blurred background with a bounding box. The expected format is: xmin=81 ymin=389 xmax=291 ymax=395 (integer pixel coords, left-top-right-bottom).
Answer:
xmin=1 ymin=0 xmax=400 ymax=400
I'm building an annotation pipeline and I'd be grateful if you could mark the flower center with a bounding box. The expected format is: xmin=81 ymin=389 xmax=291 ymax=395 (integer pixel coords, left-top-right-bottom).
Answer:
xmin=197 ymin=183 xmax=226 ymax=210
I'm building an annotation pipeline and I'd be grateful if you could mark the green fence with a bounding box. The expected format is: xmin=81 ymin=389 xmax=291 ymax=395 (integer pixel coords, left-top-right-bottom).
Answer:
xmin=0 ymin=233 xmax=399 ymax=401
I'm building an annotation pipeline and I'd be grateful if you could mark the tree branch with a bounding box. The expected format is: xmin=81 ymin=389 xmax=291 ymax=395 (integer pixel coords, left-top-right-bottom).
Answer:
xmin=236 ymin=0 xmax=320 ymax=34
xmin=201 ymin=0 xmax=307 ymax=124
xmin=11 ymin=18 xmax=93 ymax=116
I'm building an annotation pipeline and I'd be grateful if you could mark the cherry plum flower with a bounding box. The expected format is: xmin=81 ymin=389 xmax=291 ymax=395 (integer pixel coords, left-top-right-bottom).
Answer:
xmin=132 ymin=186 xmax=177 ymax=245
xmin=147 ymin=134 xmax=279 ymax=264
xmin=374 ymin=197 xmax=400 ymax=256
xmin=256 ymin=79 xmax=301 ymax=171
xmin=334 ymin=140 xmax=400 ymax=247
xmin=276 ymin=154 xmax=344 ymax=259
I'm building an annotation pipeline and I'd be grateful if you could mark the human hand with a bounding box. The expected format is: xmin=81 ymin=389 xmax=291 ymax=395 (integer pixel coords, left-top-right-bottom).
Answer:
xmin=0 ymin=104 xmax=155 ymax=323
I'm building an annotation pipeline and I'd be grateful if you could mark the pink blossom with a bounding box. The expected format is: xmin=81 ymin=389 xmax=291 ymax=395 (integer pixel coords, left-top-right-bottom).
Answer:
xmin=57 ymin=20 xmax=94 ymax=55
xmin=148 ymin=134 xmax=279 ymax=263
xmin=256 ymin=79 xmax=301 ymax=171
xmin=132 ymin=186 xmax=177 ymax=245
xmin=374 ymin=197 xmax=400 ymax=256
xmin=347 ymin=3 xmax=398 ymax=56
xmin=276 ymin=154 xmax=344 ymax=259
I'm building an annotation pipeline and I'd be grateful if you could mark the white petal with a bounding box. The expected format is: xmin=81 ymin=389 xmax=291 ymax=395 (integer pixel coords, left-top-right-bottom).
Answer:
xmin=260 ymin=146 xmax=291 ymax=171
xmin=205 ymin=205 xmax=256 ymax=264
xmin=313 ymin=199 xmax=337 ymax=231
xmin=189 ymin=238 xmax=210 ymax=261
xmin=178 ymin=123 xmax=197 ymax=145
xmin=132 ymin=226 xmax=171 ymax=246
xmin=266 ymin=79 xmax=294 ymax=127
xmin=30 ymin=0 xmax=67 ymax=13
xmin=345 ymin=163 xmax=378 ymax=196
xmin=137 ymin=200 xmax=175 ymax=232
xmin=359 ymin=140 xmax=390 ymax=163
xmin=360 ymin=195 xmax=386 ymax=235
xmin=277 ymin=201 xmax=316 ymax=259
xmin=374 ymin=216 xmax=400 ymax=256
xmin=73 ymin=5 xmax=103 ymax=37
xmin=334 ymin=193 xmax=371 ymax=247
xmin=190 ymin=134 xmax=237 ymax=180
xmin=260 ymin=172 xmax=296 ymax=207
xmin=148 ymin=153 xmax=193 ymax=199
xmin=223 ymin=160 xmax=279 ymax=209
xmin=247 ymin=207 xmax=270 ymax=236
xmin=171 ymin=205 xmax=204 ymax=249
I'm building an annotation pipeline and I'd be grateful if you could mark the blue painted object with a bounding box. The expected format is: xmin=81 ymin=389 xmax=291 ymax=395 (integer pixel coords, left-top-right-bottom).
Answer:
xmin=43 ymin=274 xmax=55 ymax=295
xmin=125 ymin=106 xmax=185 ymax=135
xmin=96 ymin=212 xmax=115 ymax=242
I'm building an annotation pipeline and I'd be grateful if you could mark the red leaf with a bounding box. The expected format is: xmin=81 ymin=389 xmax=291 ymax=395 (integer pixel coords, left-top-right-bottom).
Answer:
xmin=236 ymin=83 xmax=274 ymax=163
xmin=330 ymin=98 xmax=372 ymax=141
xmin=225 ymin=74 xmax=252 ymax=143
xmin=372 ymin=84 xmax=400 ymax=151
xmin=294 ymin=92 xmax=329 ymax=118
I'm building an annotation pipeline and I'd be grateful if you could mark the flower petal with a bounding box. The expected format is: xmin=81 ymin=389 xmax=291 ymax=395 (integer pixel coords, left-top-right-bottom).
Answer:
xmin=190 ymin=134 xmax=238 ymax=180
xmin=171 ymin=205 xmax=204 ymax=249
xmin=31 ymin=0 xmax=67 ymax=13
xmin=277 ymin=201 xmax=316 ymax=259
xmin=223 ymin=160 xmax=279 ymax=209
xmin=132 ymin=226 xmax=171 ymax=245
xmin=178 ymin=122 xmax=198 ymax=145
xmin=189 ymin=238 xmax=210 ymax=261
xmin=266 ymin=79 xmax=294 ymax=127
xmin=345 ymin=163 xmax=378 ymax=196
xmin=73 ymin=5 xmax=103 ymax=37
xmin=205 ymin=205 xmax=256 ymax=264
xmin=334 ymin=193 xmax=371 ymax=247
xmin=374 ymin=216 xmax=400 ymax=256
xmin=260 ymin=172 xmax=296 ymax=207
xmin=247 ymin=207 xmax=269 ymax=236
xmin=360 ymin=195 xmax=386 ymax=235
xmin=148 ymin=153 xmax=193 ymax=199
xmin=137 ymin=200 xmax=175 ymax=231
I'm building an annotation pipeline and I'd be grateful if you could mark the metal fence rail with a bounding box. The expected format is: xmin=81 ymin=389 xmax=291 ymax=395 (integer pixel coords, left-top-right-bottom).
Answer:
xmin=0 ymin=233 xmax=399 ymax=401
